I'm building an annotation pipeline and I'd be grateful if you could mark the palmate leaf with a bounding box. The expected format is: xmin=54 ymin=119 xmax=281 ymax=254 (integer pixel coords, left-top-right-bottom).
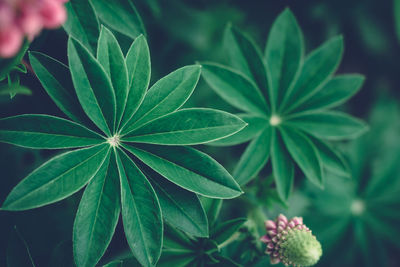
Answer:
xmin=121 ymin=65 xmax=201 ymax=134
xmin=201 ymin=8 xmax=367 ymax=201
xmin=73 ymin=152 xmax=120 ymax=267
xmin=123 ymin=108 xmax=246 ymax=145
xmin=201 ymin=63 xmax=268 ymax=116
xmin=286 ymin=111 xmax=369 ymax=140
xmin=28 ymin=52 xmax=89 ymax=124
xmin=0 ymin=114 xmax=103 ymax=149
xmin=123 ymin=144 xmax=242 ymax=199
xmin=265 ymin=8 xmax=304 ymax=108
xmin=115 ymin=150 xmax=163 ymax=267
xmin=224 ymin=25 xmax=270 ymax=102
xmin=233 ymin=126 xmax=272 ymax=185
xmin=1 ymin=145 xmax=110 ymax=211
xmin=97 ymin=26 xmax=129 ymax=128
xmin=120 ymin=35 xmax=151 ymax=128
xmin=143 ymin=166 xmax=209 ymax=237
xmin=1 ymin=26 xmax=244 ymax=267
xmin=271 ymin=129 xmax=294 ymax=201
xmin=68 ymin=37 xmax=116 ymax=135
xmin=209 ymin=114 xmax=268 ymax=146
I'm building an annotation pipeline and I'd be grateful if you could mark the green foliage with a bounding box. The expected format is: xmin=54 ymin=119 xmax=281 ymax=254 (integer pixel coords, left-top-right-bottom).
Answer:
xmin=64 ymin=0 xmax=145 ymax=54
xmin=304 ymin=98 xmax=400 ymax=267
xmin=107 ymin=201 xmax=248 ymax=267
xmin=0 ymin=40 xmax=30 ymax=98
xmin=202 ymin=8 xmax=368 ymax=202
xmin=0 ymin=27 xmax=245 ymax=267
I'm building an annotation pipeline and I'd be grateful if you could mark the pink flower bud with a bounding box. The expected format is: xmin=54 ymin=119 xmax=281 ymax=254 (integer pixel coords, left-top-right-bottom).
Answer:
xmin=40 ymin=0 xmax=66 ymax=28
xmin=265 ymin=220 xmax=276 ymax=230
xmin=17 ymin=9 xmax=43 ymax=40
xmin=0 ymin=25 xmax=23 ymax=58
xmin=0 ymin=3 xmax=15 ymax=30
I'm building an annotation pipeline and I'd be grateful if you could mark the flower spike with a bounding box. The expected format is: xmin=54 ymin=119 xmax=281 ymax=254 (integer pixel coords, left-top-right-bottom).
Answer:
xmin=261 ymin=214 xmax=322 ymax=266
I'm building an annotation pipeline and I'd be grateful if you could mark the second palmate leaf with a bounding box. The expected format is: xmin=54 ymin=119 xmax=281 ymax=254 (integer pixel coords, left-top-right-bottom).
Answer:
xmin=201 ymin=8 xmax=368 ymax=202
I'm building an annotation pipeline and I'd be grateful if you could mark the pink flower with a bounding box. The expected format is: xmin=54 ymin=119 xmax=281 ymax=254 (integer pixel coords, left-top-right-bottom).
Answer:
xmin=0 ymin=0 xmax=69 ymax=58
xmin=0 ymin=25 xmax=23 ymax=58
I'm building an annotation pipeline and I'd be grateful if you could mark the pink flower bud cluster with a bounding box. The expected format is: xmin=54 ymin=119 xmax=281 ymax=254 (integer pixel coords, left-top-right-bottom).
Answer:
xmin=0 ymin=0 xmax=68 ymax=58
xmin=260 ymin=214 xmax=311 ymax=265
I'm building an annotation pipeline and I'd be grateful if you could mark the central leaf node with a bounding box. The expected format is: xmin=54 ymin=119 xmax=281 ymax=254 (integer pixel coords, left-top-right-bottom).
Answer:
xmin=269 ymin=115 xmax=282 ymax=126
xmin=107 ymin=134 xmax=121 ymax=148
xmin=351 ymin=199 xmax=365 ymax=215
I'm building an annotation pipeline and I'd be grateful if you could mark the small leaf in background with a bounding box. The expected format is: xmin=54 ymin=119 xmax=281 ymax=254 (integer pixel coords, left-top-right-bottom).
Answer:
xmin=210 ymin=218 xmax=247 ymax=246
xmin=90 ymin=0 xmax=146 ymax=39
xmin=0 ymin=84 xmax=31 ymax=96
xmin=0 ymin=40 xmax=29 ymax=79
xmin=64 ymin=0 xmax=100 ymax=54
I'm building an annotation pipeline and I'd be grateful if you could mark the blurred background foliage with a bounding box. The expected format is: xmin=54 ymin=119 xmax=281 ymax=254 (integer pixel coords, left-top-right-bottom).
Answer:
xmin=1 ymin=0 xmax=400 ymax=266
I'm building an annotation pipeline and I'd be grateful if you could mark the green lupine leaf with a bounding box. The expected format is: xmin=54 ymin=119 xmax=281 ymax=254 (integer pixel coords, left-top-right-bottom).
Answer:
xmin=271 ymin=129 xmax=294 ymax=202
xmin=0 ymin=84 xmax=31 ymax=96
xmin=201 ymin=63 xmax=268 ymax=116
xmin=64 ymin=0 xmax=99 ymax=54
xmin=123 ymin=144 xmax=242 ymax=199
xmin=122 ymin=65 xmax=201 ymax=134
xmin=120 ymin=35 xmax=151 ymax=128
xmin=294 ymin=75 xmax=365 ymax=112
xmin=311 ymin=137 xmax=350 ymax=178
xmin=224 ymin=25 xmax=270 ymax=102
xmin=286 ymin=111 xmax=369 ymax=140
xmin=163 ymin=224 xmax=195 ymax=250
xmin=0 ymin=115 xmax=103 ymax=149
xmin=68 ymin=37 xmax=116 ymax=135
xmin=29 ymin=52 xmax=88 ymax=124
xmin=115 ymin=150 xmax=162 ymax=267
xmin=233 ymin=126 xmax=272 ymax=185
xmin=123 ymin=108 xmax=246 ymax=145
xmin=73 ymin=154 xmax=120 ymax=267
xmin=0 ymin=40 xmax=29 ymax=79
xmin=97 ymin=26 xmax=129 ymax=127
xmin=1 ymin=145 xmax=110 ymax=211
xmin=281 ymin=127 xmax=323 ymax=187
xmin=144 ymin=166 xmax=208 ymax=237
xmin=210 ymin=218 xmax=247 ymax=246
xmin=265 ymin=8 xmax=303 ymax=107
xmin=281 ymin=36 xmax=344 ymax=113
xmin=90 ymin=0 xmax=146 ymax=39
xmin=208 ymin=114 xmax=268 ymax=146
xmin=199 ymin=197 xmax=223 ymax=228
